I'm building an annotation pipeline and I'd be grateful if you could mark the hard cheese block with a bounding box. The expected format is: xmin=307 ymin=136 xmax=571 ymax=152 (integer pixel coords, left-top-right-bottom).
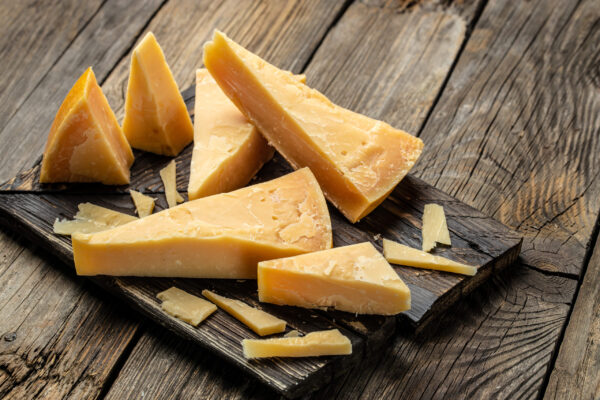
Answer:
xmin=383 ymin=239 xmax=477 ymax=276
xmin=157 ymin=287 xmax=217 ymax=326
xmin=204 ymin=31 xmax=424 ymax=222
xmin=72 ymin=168 xmax=332 ymax=278
xmin=258 ymin=242 xmax=411 ymax=315
xmin=242 ymin=329 xmax=352 ymax=359
xmin=202 ymin=290 xmax=286 ymax=336
xmin=122 ymin=32 xmax=193 ymax=156
xmin=40 ymin=67 xmax=134 ymax=184
xmin=422 ymin=203 xmax=451 ymax=252
xmin=54 ymin=203 xmax=137 ymax=235
xmin=188 ymin=69 xmax=274 ymax=200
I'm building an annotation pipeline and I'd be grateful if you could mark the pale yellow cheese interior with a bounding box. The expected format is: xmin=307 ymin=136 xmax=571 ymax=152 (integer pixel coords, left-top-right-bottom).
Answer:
xmin=242 ymin=329 xmax=352 ymax=359
xmin=130 ymin=190 xmax=155 ymax=217
xmin=383 ymin=239 xmax=477 ymax=276
xmin=203 ymin=31 xmax=424 ymax=222
xmin=258 ymin=242 xmax=410 ymax=315
xmin=157 ymin=287 xmax=216 ymax=326
xmin=202 ymin=290 xmax=286 ymax=336
xmin=72 ymin=168 xmax=332 ymax=278
xmin=159 ymin=160 xmax=185 ymax=208
xmin=422 ymin=203 xmax=451 ymax=252
xmin=53 ymin=203 xmax=137 ymax=235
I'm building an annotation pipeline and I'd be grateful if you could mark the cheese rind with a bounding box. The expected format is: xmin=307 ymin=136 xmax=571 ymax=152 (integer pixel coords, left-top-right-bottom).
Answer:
xmin=157 ymin=287 xmax=217 ymax=326
xmin=242 ymin=329 xmax=351 ymax=359
xmin=383 ymin=239 xmax=477 ymax=276
xmin=72 ymin=168 xmax=332 ymax=278
xmin=258 ymin=242 xmax=410 ymax=315
xmin=40 ymin=67 xmax=134 ymax=184
xmin=422 ymin=203 xmax=451 ymax=252
xmin=203 ymin=31 xmax=424 ymax=222
xmin=122 ymin=32 xmax=193 ymax=156
xmin=188 ymin=69 xmax=274 ymax=200
xmin=202 ymin=290 xmax=286 ymax=336
xmin=130 ymin=190 xmax=155 ymax=217
xmin=53 ymin=203 xmax=137 ymax=235
xmin=160 ymin=160 xmax=184 ymax=208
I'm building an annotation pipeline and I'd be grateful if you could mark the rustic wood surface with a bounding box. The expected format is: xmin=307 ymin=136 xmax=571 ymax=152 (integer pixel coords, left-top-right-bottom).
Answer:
xmin=0 ymin=0 xmax=598 ymax=399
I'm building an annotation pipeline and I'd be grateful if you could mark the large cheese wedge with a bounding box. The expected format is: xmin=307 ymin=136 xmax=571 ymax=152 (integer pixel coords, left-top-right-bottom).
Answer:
xmin=242 ymin=329 xmax=352 ymax=359
xmin=258 ymin=242 xmax=410 ymax=315
xmin=122 ymin=32 xmax=193 ymax=156
xmin=203 ymin=31 xmax=424 ymax=222
xmin=383 ymin=239 xmax=476 ymax=276
xmin=72 ymin=168 xmax=332 ymax=278
xmin=40 ymin=68 xmax=134 ymax=184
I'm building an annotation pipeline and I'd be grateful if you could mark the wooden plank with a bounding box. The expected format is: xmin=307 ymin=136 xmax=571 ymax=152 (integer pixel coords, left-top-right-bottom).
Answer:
xmin=0 ymin=231 xmax=139 ymax=399
xmin=544 ymin=232 xmax=600 ymax=400
xmin=0 ymin=0 xmax=166 ymax=183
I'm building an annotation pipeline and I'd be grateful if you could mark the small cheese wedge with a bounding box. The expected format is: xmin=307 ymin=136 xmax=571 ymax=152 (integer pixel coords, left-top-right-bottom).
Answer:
xmin=203 ymin=31 xmax=424 ymax=222
xmin=157 ymin=287 xmax=217 ymax=326
xmin=202 ymin=290 xmax=286 ymax=336
xmin=72 ymin=168 xmax=332 ymax=278
xmin=129 ymin=190 xmax=155 ymax=217
xmin=40 ymin=67 xmax=134 ymax=184
xmin=383 ymin=239 xmax=477 ymax=276
xmin=53 ymin=203 xmax=137 ymax=235
xmin=422 ymin=203 xmax=451 ymax=252
xmin=122 ymin=32 xmax=193 ymax=156
xmin=159 ymin=160 xmax=184 ymax=208
xmin=258 ymin=242 xmax=410 ymax=315
xmin=242 ymin=329 xmax=352 ymax=359
xmin=188 ymin=69 xmax=274 ymax=200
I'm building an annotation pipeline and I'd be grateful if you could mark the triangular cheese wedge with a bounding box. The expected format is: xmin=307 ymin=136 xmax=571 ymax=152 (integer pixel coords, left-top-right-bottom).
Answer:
xmin=40 ymin=67 xmax=134 ymax=184
xmin=203 ymin=31 xmax=424 ymax=222
xmin=72 ymin=168 xmax=332 ymax=278
xmin=383 ymin=239 xmax=476 ymax=276
xmin=242 ymin=329 xmax=352 ymax=359
xmin=422 ymin=203 xmax=451 ymax=252
xmin=122 ymin=32 xmax=193 ymax=156
xmin=188 ymin=69 xmax=274 ymax=200
xmin=258 ymin=242 xmax=410 ymax=315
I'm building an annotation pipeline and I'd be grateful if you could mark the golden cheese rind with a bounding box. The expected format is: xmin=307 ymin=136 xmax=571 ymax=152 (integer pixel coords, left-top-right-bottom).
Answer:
xmin=203 ymin=30 xmax=424 ymax=222
xmin=72 ymin=168 xmax=332 ymax=278
xmin=258 ymin=242 xmax=410 ymax=315
xmin=242 ymin=329 xmax=352 ymax=359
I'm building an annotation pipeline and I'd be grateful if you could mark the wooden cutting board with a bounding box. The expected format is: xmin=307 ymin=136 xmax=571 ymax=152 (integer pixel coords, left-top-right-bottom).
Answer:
xmin=0 ymin=86 xmax=522 ymax=398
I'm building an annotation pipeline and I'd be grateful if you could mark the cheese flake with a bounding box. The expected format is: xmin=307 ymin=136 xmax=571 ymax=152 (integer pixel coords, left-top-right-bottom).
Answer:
xmin=129 ymin=190 xmax=155 ymax=217
xmin=157 ymin=287 xmax=216 ymax=326
xmin=242 ymin=329 xmax=351 ymax=359
xmin=422 ymin=203 xmax=451 ymax=252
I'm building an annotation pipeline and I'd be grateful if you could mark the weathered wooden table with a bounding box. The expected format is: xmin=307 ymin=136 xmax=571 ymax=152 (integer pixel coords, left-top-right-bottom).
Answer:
xmin=0 ymin=0 xmax=598 ymax=398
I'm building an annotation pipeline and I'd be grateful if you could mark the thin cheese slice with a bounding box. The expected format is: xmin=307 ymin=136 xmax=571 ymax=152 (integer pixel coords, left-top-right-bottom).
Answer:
xmin=157 ymin=287 xmax=217 ymax=326
xmin=72 ymin=168 xmax=332 ymax=278
xmin=130 ymin=190 xmax=155 ymax=217
xmin=203 ymin=31 xmax=424 ymax=222
xmin=40 ymin=67 xmax=134 ymax=184
xmin=383 ymin=239 xmax=476 ymax=276
xmin=53 ymin=203 xmax=137 ymax=235
xmin=159 ymin=160 xmax=184 ymax=208
xmin=188 ymin=69 xmax=274 ymax=200
xmin=122 ymin=32 xmax=193 ymax=156
xmin=422 ymin=203 xmax=451 ymax=252
xmin=258 ymin=242 xmax=410 ymax=315
xmin=284 ymin=330 xmax=300 ymax=338
xmin=202 ymin=290 xmax=286 ymax=336
xmin=242 ymin=329 xmax=351 ymax=359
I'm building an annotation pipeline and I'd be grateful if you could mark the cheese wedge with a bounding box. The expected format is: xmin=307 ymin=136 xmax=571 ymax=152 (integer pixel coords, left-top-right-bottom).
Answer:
xmin=242 ymin=329 xmax=352 ymax=359
xmin=258 ymin=242 xmax=410 ymax=315
xmin=422 ymin=203 xmax=451 ymax=252
xmin=383 ymin=239 xmax=477 ymax=276
xmin=203 ymin=31 xmax=424 ymax=222
xmin=188 ymin=69 xmax=274 ymax=200
xmin=53 ymin=203 xmax=137 ymax=235
xmin=40 ymin=67 xmax=134 ymax=184
xmin=129 ymin=190 xmax=155 ymax=217
xmin=157 ymin=287 xmax=217 ymax=326
xmin=122 ymin=32 xmax=193 ymax=156
xmin=159 ymin=160 xmax=184 ymax=208
xmin=72 ymin=168 xmax=332 ymax=278
xmin=202 ymin=290 xmax=286 ymax=336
